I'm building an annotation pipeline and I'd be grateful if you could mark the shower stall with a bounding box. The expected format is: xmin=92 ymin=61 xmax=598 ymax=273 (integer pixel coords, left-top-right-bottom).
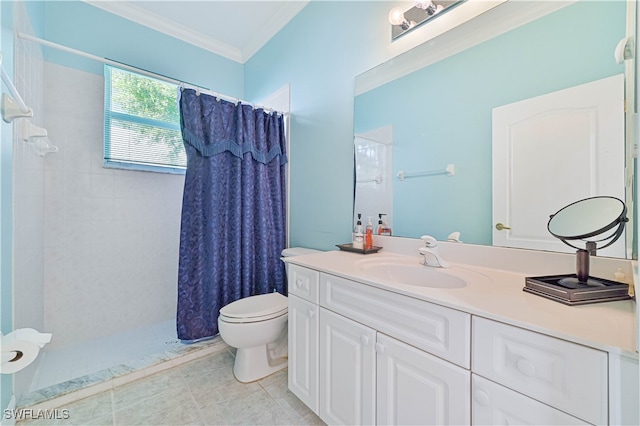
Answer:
xmin=10 ymin=2 xmax=222 ymax=408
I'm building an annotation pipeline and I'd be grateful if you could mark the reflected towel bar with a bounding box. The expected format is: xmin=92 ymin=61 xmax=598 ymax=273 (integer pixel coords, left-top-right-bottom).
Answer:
xmin=357 ymin=175 xmax=382 ymax=184
xmin=397 ymin=164 xmax=455 ymax=181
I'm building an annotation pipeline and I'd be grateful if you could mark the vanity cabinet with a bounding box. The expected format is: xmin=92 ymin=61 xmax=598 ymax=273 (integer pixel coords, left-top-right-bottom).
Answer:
xmin=289 ymin=266 xmax=471 ymax=425
xmin=472 ymin=316 xmax=607 ymax=425
xmin=318 ymin=302 xmax=470 ymax=426
xmin=287 ymin=262 xmax=638 ymax=425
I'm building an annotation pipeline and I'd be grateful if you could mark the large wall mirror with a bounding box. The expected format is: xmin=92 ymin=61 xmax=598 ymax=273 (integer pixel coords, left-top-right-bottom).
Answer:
xmin=354 ymin=0 xmax=635 ymax=259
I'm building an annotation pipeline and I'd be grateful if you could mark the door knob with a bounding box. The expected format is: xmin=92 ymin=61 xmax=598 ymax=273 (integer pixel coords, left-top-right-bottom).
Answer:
xmin=495 ymin=223 xmax=511 ymax=231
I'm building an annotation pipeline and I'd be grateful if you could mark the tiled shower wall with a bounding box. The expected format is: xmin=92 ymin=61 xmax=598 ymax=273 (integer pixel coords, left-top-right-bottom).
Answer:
xmin=12 ymin=25 xmax=186 ymax=394
xmin=13 ymin=0 xmax=45 ymax=396
xmin=42 ymin=62 xmax=185 ymax=349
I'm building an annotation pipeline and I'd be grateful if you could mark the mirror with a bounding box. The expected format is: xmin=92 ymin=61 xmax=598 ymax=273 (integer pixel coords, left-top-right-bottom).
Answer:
xmin=548 ymin=196 xmax=627 ymax=251
xmin=354 ymin=0 xmax=634 ymax=258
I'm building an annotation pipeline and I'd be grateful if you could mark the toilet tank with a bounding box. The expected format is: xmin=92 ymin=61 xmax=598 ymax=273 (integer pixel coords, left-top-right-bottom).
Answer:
xmin=281 ymin=247 xmax=320 ymax=274
xmin=281 ymin=247 xmax=321 ymax=258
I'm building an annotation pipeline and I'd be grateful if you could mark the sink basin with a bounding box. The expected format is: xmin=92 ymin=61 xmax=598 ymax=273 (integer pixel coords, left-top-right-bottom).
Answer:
xmin=355 ymin=256 xmax=491 ymax=289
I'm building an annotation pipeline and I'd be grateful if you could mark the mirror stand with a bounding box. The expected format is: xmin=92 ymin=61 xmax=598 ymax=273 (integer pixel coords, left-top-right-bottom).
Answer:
xmin=559 ymin=242 xmax=603 ymax=287
xmin=523 ymin=197 xmax=631 ymax=305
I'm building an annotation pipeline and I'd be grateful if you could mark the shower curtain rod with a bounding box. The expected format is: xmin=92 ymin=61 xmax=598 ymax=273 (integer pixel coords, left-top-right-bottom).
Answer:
xmin=17 ymin=32 xmax=284 ymax=114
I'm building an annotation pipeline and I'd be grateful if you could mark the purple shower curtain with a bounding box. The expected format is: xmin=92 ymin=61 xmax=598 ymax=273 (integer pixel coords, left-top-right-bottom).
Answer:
xmin=176 ymin=88 xmax=287 ymax=341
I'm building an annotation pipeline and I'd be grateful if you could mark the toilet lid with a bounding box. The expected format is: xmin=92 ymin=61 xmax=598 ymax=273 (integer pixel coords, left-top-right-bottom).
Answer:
xmin=219 ymin=292 xmax=288 ymax=321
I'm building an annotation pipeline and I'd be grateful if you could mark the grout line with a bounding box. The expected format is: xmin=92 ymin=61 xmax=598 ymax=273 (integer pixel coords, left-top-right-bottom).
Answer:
xmin=109 ymin=389 xmax=116 ymax=426
xmin=178 ymin=361 xmax=208 ymax=425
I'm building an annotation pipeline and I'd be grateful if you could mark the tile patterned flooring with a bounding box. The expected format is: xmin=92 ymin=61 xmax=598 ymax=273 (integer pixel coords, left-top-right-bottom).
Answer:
xmin=17 ymin=348 xmax=324 ymax=425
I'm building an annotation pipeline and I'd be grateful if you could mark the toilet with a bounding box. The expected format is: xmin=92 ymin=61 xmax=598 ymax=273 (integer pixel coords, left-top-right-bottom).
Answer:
xmin=218 ymin=247 xmax=319 ymax=383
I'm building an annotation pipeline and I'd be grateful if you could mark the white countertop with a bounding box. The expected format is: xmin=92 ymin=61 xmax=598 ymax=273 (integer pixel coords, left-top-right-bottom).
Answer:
xmin=286 ymin=250 xmax=638 ymax=357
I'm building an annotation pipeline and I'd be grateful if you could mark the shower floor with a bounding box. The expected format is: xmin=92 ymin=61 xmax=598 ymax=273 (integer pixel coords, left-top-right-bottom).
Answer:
xmin=19 ymin=320 xmax=225 ymax=409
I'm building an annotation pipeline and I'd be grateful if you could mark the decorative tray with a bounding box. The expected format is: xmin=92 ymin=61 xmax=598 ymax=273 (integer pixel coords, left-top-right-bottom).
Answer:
xmin=523 ymin=274 xmax=631 ymax=305
xmin=336 ymin=243 xmax=382 ymax=255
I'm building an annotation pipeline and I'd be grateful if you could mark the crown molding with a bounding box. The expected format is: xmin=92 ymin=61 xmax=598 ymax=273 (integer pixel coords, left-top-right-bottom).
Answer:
xmin=83 ymin=0 xmax=243 ymax=63
xmin=241 ymin=1 xmax=309 ymax=62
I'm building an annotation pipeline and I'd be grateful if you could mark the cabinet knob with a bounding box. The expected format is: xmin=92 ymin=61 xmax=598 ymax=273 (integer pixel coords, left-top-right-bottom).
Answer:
xmin=473 ymin=388 xmax=491 ymax=406
xmin=295 ymin=279 xmax=303 ymax=288
xmin=360 ymin=335 xmax=370 ymax=345
xmin=374 ymin=343 xmax=384 ymax=353
xmin=307 ymin=309 xmax=315 ymax=319
xmin=516 ymin=358 xmax=536 ymax=377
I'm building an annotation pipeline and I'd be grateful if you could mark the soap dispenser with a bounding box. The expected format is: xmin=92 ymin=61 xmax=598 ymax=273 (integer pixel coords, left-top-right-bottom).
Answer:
xmin=365 ymin=216 xmax=374 ymax=250
xmin=378 ymin=213 xmax=392 ymax=236
xmin=353 ymin=214 xmax=364 ymax=249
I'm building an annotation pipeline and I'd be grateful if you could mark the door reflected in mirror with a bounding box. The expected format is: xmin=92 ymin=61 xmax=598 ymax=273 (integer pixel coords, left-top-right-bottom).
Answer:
xmin=353 ymin=0 xmax=633 ymax=259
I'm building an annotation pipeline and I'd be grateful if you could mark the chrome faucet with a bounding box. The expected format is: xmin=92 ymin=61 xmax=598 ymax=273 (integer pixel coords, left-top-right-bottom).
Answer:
xmin=418 ymin=235 xmax=450 ymax=268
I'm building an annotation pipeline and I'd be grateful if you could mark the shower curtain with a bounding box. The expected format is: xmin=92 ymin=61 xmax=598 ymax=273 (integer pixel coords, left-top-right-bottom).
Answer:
xmin=176 ymin=88 xmax=287 ymax=341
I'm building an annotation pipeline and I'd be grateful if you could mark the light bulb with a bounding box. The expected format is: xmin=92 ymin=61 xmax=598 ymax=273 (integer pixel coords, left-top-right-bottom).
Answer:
xmin=414 ymin=0 xmax=434 ymax=9
xmin=414 ymin=0 xmax=442 ymax=16
xmin=388 ymin=7 xmax=406 ymax=26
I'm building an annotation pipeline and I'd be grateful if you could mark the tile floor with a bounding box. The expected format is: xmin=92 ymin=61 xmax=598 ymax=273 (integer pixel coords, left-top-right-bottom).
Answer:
xmin=16 ymin=347 xmax=324 ymax=426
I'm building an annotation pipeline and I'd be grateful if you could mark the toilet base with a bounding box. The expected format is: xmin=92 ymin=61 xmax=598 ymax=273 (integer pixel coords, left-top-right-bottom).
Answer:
xmin=233 ymin=344 xmax=287 ymax=383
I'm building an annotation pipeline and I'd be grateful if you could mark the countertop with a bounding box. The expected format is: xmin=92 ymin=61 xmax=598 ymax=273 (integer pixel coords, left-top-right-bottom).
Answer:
xmin=285 ymin=250 xmax=638 ymax=357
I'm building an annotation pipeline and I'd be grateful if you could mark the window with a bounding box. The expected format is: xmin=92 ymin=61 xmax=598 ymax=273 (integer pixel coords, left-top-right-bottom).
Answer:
xmin=104 ymin=65 xmax=185 ymax=173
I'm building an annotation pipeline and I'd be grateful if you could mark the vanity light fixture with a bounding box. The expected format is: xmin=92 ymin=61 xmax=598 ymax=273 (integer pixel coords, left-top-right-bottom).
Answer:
xmin=389 ymin=0 xmax=464 ymax=40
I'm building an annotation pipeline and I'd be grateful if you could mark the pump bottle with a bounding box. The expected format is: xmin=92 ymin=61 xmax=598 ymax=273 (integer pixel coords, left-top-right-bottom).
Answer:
xmin=353 ymin=214 xmax=364 ymax=249
xmin=365 ymin=217 xmax=374 ymax=250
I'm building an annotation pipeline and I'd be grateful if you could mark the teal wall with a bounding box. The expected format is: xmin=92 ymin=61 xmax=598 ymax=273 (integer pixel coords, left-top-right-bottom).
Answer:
xmin=245 ymin=1 xmax=393 ymax=250
xmin=42 ymin=1 xmax=243 ymax=97
xmin=355 ymin=1 xmax=626 ymax=243
xmin=246 ymin=1 xmax=627 ymax=250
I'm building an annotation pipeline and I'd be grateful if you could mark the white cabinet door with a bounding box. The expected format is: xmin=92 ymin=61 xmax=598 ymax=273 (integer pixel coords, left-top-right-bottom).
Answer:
xmin=377 ymin=333 xmax=470 ymax=425
xmin=319 ymin=308 xmax=376 ymax=425
xmin=288 ymin=294 xmax=319 ymax=413
xmin=472 ymin=374 xmax=587 ymax=425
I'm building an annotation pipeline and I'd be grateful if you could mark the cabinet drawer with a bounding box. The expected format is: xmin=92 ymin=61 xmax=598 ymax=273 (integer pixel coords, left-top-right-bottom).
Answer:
xmin=472 ymin=317 xmax=607 ymax=425
xmin=320 ymin=273 xmax=470 ymax=368
xmin=472 ymin=374 xmax=586 ymax=425
xmin=288 ymin=264 xmax=320 ymax=303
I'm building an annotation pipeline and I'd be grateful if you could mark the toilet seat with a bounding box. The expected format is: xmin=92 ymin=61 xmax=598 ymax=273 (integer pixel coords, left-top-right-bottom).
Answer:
xmin=219 ymin=292 xmax=288 ymax=324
